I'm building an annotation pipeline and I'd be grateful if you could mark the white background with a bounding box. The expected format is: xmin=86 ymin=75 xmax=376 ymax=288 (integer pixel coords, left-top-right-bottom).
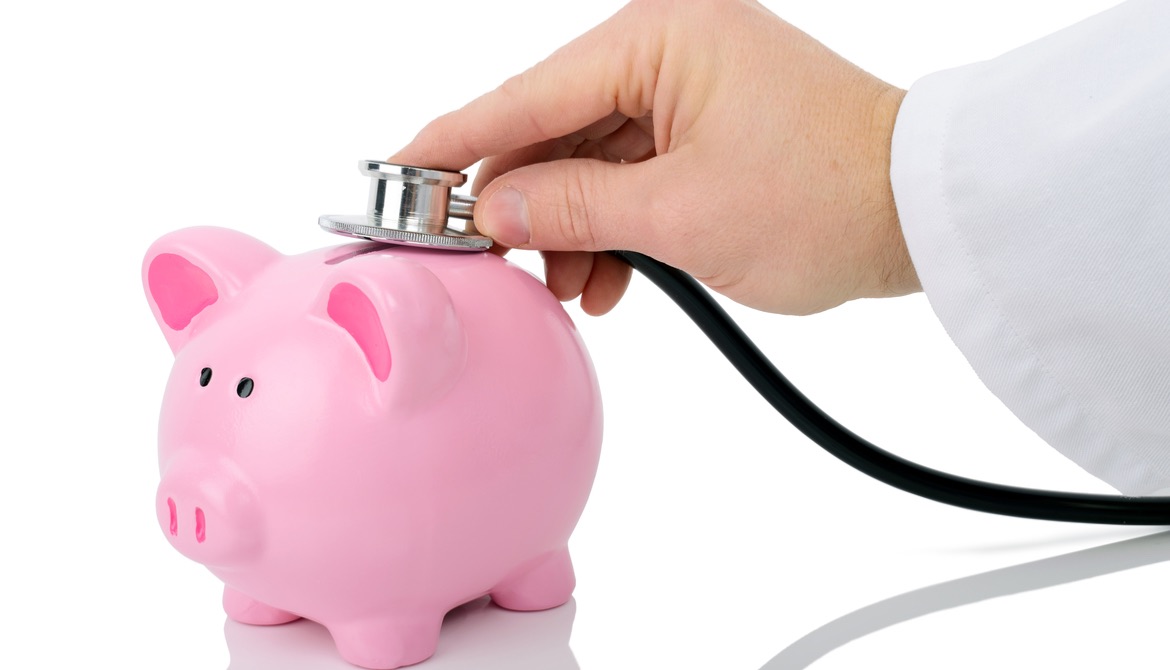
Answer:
xmin=3 ymin=1 xmax=1166 ymax=669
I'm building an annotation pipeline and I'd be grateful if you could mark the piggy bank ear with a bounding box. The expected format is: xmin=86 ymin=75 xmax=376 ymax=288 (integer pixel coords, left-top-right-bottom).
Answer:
xmin=318 ymin=254 xmax=467 ymax=404
xmin=143 ymin=227 xmax=281 ymax=353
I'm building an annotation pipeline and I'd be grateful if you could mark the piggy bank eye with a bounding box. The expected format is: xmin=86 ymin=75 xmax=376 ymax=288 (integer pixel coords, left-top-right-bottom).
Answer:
xmin=237 ymin=377 xmax=254 ymax=398
xmin=199 ymin=367 xmax=212 ymax=387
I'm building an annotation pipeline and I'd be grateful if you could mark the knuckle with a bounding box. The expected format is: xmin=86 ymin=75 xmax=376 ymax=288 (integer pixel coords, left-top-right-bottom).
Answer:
xmin=499 ymin=66 xmax=554 ymax=141
xmin=553 ymin=165 xmax=601 ymax=250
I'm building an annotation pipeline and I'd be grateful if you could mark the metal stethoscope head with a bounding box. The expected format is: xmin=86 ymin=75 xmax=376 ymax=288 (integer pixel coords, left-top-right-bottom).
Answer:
xmin=319 ymin=160 xmax=492 ymax=251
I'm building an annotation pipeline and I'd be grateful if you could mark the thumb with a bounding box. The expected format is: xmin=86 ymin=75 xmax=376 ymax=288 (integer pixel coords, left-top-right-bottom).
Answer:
xmin=476 ymin=158 xmax=659 ymax=253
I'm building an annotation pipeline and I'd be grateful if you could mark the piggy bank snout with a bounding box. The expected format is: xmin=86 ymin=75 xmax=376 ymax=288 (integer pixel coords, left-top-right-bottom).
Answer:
xmin=156 ymin=452 xmax=263 ymax=566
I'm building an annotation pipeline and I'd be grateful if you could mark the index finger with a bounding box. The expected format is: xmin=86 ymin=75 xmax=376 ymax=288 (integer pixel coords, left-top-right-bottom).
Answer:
xmin=389 ymin=3 xmax=660 ymax=171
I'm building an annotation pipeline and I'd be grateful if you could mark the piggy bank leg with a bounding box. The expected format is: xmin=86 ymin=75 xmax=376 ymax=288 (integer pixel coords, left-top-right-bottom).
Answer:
xmin=329 ymin=614 xmax=443 ymax=670
xmin=490 ymin=547 xmax=575 ymax=611
xmin=223 ymin=586 xmax=300 ymax=626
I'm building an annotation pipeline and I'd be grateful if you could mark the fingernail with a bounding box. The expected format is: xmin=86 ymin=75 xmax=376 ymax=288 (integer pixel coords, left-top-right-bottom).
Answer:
xmin=482 ymin=187 xmax=530 ymax=247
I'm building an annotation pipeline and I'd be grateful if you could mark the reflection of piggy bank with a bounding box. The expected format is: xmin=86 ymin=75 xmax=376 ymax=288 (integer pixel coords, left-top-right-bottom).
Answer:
xmin=142 ymin=227 xmax=602 ymax=669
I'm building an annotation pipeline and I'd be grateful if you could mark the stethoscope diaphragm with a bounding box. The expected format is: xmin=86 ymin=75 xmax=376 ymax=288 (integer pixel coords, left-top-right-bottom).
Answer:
xmin=318 ymin=160 xmax=492 ymax=251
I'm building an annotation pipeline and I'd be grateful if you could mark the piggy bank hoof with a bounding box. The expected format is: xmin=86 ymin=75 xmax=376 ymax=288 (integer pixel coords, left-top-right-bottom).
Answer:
xmin=223 ymin=587 xmax=301 ymax=626
xmin=490 ymin=547 xmax=576 ymax=612
xmin=330 ymin=615 xmax=443 ymax=670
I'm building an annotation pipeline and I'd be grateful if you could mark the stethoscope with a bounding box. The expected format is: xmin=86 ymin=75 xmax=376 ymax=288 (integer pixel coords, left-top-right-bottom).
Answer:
xmin=320 ymin=160 xmax=1170 ymax=525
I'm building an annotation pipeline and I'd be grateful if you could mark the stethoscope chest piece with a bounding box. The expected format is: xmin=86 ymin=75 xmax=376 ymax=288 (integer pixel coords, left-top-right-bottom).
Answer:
xmin=319 ymin=161 xmax=492 ymax=251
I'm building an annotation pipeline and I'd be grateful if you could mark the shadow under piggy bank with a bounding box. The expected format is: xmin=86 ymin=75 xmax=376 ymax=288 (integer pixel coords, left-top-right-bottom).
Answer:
xmin=225 ymin=597 xmax=578 ymax=670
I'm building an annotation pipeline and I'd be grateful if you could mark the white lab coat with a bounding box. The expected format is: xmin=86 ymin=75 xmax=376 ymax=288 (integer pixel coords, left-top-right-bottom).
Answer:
xmin=890 ymin=0 xmax=1170 ymax=495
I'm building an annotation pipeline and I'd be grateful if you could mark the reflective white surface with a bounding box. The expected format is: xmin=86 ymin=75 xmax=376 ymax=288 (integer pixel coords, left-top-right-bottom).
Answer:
xmin=3 ymin=1 xmax=1158 ymax=669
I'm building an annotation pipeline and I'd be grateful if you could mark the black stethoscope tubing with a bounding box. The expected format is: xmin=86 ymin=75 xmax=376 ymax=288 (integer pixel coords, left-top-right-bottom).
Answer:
xmin=611 ymin=250 xmax=1170 ymax=525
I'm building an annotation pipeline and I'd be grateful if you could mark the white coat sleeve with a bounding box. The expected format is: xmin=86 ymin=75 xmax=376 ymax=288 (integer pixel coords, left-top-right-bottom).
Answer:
xmin=890 ymin=0 xmax=1170 ymax=495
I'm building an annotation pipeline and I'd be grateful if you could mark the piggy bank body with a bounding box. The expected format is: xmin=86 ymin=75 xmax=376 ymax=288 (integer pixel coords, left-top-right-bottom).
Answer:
xmin=143 ymin=227 xmax=602 ymax=669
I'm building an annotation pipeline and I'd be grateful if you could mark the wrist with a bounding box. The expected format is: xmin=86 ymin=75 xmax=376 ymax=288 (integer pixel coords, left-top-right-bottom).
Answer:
xmin=862 ymin=84 xmax=921 ymax=299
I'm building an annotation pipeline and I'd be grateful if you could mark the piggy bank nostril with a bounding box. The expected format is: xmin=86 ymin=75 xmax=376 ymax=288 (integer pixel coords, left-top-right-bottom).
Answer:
xmin=167 ymin=497 xmax=178 ymax=536
xmin=195 ymin=507 xmax=206 ymax=543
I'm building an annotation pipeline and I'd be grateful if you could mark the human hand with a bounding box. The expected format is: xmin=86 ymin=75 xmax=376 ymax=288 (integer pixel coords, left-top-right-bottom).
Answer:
xmin=391 ymin=0 xmax=920 ymax=316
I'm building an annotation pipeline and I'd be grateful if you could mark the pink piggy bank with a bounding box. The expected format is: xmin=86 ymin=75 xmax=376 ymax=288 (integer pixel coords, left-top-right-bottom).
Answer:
xmin=142 ymin=227 xmax=602 ymax=669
